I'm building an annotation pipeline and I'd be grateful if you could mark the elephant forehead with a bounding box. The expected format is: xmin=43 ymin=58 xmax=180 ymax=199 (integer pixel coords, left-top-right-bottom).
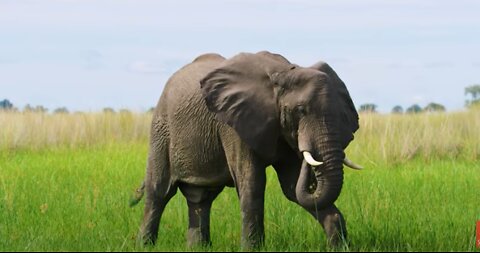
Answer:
xmin=280 ymin=81 xmax=320 ymax=102
xmin=222 ymin=52 xmax=291 ymax=75
xmin=276 ymin=68 xmax=330 ymax=89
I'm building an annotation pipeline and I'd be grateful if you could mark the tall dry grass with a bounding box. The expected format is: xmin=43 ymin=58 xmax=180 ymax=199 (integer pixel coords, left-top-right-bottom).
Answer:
xmin=348 ymin=109 xmax=480 ymax=165
xmin=0 ymin=111 xmax=151 ymax=150
xmin=1 ymin=109 xmax=478 ymax=163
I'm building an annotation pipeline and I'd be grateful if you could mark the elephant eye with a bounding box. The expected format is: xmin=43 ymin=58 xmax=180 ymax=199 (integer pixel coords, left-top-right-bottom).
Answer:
xmin=295 ymin=105 xmax=307 ymax=116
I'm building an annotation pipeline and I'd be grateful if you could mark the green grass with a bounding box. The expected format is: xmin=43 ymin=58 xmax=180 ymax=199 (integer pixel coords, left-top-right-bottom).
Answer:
xmin=1 ymin=142 xmax=479 ymax=251
xmin=1 ymin=110 xmax=479 ymax=251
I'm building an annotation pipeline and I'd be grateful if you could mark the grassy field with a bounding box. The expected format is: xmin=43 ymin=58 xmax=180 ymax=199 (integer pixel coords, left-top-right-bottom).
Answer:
xmin=1 ymin=110 xmax=479 ymax=251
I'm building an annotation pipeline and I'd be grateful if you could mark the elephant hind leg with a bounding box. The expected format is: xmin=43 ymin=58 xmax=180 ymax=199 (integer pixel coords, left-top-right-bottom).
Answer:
xmin=179 ymin=184 xmax=224 ymax=248
xmin=139 ymin=125 xmax=177 ymax=245
xmin=140 ymin=182 xmax=177 ymax=245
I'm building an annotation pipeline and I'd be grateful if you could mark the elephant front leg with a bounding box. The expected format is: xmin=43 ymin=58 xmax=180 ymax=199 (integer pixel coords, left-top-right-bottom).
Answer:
xmin=221 ymin=131 xmax=268 ymax=250
xmin=238 ymin=173 xmax=266 ymax=250
xmin=307 ymin=205 xmax=348 ymax=248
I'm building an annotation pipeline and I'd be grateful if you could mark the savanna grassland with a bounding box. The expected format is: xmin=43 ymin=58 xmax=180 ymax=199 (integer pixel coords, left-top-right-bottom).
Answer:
xmin=1 ymin=110 xmax=479 ymax=251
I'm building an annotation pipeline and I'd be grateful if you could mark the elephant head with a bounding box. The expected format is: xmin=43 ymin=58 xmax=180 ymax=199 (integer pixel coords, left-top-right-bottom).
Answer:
xmin=200 ymin=51 xmax=361 ymax=210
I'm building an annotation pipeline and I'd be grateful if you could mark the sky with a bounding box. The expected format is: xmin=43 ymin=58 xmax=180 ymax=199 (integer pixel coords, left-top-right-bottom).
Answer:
xmin=1 ymin=0 xmax=479 ymax=113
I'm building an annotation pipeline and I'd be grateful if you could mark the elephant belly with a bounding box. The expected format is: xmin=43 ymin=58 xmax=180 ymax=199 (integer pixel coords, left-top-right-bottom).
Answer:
xmin=170 ymin=140 xmax=232 ymax=186
xmin=168 ymin=114 xmax=233 ymax=187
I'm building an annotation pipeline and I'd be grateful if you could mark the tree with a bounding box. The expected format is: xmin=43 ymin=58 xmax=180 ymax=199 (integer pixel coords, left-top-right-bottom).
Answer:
xmin=391 ymin=105 xmax=404 ymax=114
xmin=103 ymin=107 xmax=115 ymax=113
xmin=358 ymin=103 xmax=377 ymax=113
xmin=23 ymin=104 xmax=34 ymax=112
xmin=54 ymin=107 xmax=69 ymax=114
xmin=119 ymin=109 xmax=131 ymax=114
xmin=465 ymin=84 xmax=480 ymax=107
xmin=24 ymin=104 xmax=48 ymax=113
xmin=35 ymin=105 xmax=48 ymax=113
xmin=406 ymin=104 xmax=422 ymax=114
xmin=424 ymin=102 xmax=446 ymax=113
xmin=0 ymin=99 xmax=13 ymax=110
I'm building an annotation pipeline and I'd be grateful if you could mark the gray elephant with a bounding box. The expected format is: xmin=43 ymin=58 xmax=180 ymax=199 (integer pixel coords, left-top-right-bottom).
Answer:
xmin=131 ymin=51 xmax=362 ymax=249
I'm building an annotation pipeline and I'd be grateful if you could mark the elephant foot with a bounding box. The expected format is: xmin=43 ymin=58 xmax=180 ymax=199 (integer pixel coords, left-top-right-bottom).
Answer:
xmin=187 ymin=228 xmax=211 ymax=248
xmin=137 ymin=230 xmax=157 ymax=247
xmin=241 ymin=239 xmax=264 ymax=251
xmin=307 ymin=205 xmax=349 ymax=249
xmin=323 ymin=211 xmax=349 ymax=249
xmin=241 ymin=229 xmax=265 ymax=251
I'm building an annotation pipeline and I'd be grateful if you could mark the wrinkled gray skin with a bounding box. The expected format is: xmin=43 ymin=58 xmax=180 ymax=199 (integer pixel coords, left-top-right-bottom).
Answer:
xmin=133 ymin=51 xmax=359 ymax=249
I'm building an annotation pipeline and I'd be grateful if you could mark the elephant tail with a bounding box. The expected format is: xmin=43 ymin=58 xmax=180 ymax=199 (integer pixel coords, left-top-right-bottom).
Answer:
xmin=129 ymin=181 xmax=145 ymax=207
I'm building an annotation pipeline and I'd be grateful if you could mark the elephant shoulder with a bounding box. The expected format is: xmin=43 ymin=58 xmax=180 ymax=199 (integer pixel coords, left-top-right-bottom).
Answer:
xmin=193 ymin=53 xmax=225 ymax=63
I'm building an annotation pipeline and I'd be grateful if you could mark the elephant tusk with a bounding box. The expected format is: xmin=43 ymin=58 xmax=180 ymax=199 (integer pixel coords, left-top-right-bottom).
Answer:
xmin=343 ymin=158 xmax=364 ymax=170
xmin=302 ymin=151 xmax=323 ymax=167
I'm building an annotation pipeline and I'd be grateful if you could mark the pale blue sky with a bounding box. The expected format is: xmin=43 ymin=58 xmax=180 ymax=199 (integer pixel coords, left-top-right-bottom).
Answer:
xmin=1 ymin=0 xmax=479 ymax=112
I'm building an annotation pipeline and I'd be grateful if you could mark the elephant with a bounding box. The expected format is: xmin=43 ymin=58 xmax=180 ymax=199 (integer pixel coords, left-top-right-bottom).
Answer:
xmin=130 ymin=51 xmax=362 ymax=249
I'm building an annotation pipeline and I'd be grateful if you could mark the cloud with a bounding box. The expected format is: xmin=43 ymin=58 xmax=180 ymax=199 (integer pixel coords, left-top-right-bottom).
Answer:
xmin=127 ymin=61 xmax=165 ymax=74
xmin=3 ymin=0 xmax=479 ymax=31
xmin=423 ymin=61 xmax=455 ymax=69
xmin=386 ymin=62 xmax=416 ymax=69
xmin=1 ymin=0 xmax=478 ymax=112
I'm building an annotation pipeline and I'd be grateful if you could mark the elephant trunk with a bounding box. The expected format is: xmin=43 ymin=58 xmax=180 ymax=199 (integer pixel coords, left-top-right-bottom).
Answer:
xmin=295 ymin=160 xmax=344 ymax=210
xmin=296 ymin=124 xmax=345 ymax=210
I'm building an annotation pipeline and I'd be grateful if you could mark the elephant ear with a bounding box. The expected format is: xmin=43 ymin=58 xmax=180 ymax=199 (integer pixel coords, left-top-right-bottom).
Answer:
xmin=200 ymin=52 xmax=286 ymax=160
xmin=310 ymin=62 xmax=359 ymax=143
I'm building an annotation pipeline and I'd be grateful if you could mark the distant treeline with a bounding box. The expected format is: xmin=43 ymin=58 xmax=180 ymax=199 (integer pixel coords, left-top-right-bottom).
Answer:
xmin=0 ymin=100 xmax=155 ymax=114
xmin=359 ymin=103 xmax=446 ymax=114
xmin=358 ymin=84 xmax=480 ymax=113
xmin=2 ymin=85 xmax=479 ymax=114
